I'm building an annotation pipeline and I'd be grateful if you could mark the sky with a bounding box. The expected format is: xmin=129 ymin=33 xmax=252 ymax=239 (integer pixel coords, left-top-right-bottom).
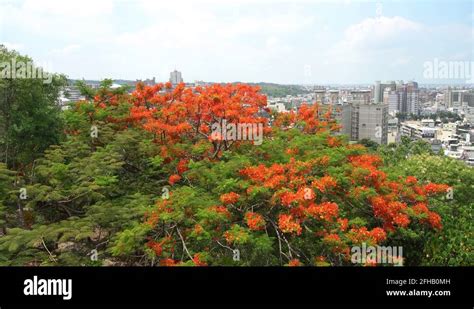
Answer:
xmin=0 ymin=0 xmax=473 ymax=84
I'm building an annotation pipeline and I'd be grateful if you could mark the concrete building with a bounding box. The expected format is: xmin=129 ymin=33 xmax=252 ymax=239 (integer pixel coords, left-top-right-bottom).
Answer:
xmin=311 ymin=89 xmax=389 ymax=144
xmin=314 ymin=89 xmax=326 ymax=104
xmin=461 ymin=146 xmax=474 ymax=166
xmin=267 ymin=102 xmax=287 ymax=113
xmin=384 ymin=89 xmax=401 ymax=114
xmin=347 ymin=90 xmax=372 ymax=105
xmin=296 ymin=87 xmax=389 ymax=145
xmin=58 ymin=86 xmax=85 ymax=109
xmin=374 ymin=81 xmax=396 ymax=103
xmin=400 ymin=121 xmax=436 ymax=140
xmin=464 ymin=107 xmax=474 ymax=124
xmin=169 ymin=70 xmax=183 ymax=85
xmin=446 ymin=89 xmax=474 ymax=108
xmin=406 ymin=81 xmax=420 ymax=115
xmin=327 ymin=89 xmax=340 ymax=105
xmin=350 ymin=103 xmax=389 ymax=144
xmin=381 ymin=81 xmax=419 ymax=115
xmin=421 ymin=119 xmax=435 ymax=128
xmin=319 ymin=103 xmax=352 ymax=137
xmin=445 ymin=89 xmax=474 ymax=124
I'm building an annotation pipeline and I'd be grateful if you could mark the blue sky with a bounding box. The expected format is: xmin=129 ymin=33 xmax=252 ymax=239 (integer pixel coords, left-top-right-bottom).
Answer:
xmin=0 ymin=0 xmax=472 ymax=84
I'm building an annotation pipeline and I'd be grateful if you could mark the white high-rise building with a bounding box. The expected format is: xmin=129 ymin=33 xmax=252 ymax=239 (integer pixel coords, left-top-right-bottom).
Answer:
xmin=407 ymin=89 xmax=420 ymax=115
xmin=384 ymin=89 xmax=400 ymax=114
xmin=405 ymin=81 xmax=419 ymax=115
xmin=169 ymin=70 xmax=183 ymax=85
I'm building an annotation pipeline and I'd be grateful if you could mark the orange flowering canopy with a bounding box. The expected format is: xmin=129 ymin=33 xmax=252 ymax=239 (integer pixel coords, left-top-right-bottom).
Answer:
xmin=273 ymin=103 xmax=341 ymax=134
xmin=131 ymin=83 xmax=450 ymax=267
xmin=128 ymin=82 xmax=268 ymax=160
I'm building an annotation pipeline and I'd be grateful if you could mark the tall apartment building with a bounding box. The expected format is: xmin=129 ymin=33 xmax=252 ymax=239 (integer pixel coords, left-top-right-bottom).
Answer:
xmin=380 ymin=80 xmax=419 ymax=115
xmin=384 ymin=89 xmax=400 ymax=114
xmin=169 ymin=70 xmax=183 ymax=85
xmin=405 ymin=81 xmax=420 ymax=115
xmin=349 ymin=103 xmax=388 ymax=145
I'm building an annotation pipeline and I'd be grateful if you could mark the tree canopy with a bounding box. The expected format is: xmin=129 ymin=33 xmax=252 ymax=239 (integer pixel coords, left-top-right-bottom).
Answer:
xmin=0 ymin=47 xmax=471 ymax=266
xmin=1 ymin=73 xmax=468 ymax=266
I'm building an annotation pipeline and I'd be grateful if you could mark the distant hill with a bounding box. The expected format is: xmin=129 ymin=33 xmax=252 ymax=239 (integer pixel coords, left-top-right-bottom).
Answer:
xmin=247 ymin=83 xmax=312 ymax=97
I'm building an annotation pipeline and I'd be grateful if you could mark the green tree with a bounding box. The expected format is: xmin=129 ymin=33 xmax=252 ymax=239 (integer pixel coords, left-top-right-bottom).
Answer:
xmin=377 ymin=139 xmax=474 ymax=265
xmin=0 ymin=83 xmax=158 ymax=265
xmin=0 ymin=45 xmax=67 ymax=170
xmin=378 ymin=136 xmax=434 ymax=164
xmin=358 ymin=138 xmax=379 ymax=151
xmin=0 ymin=163 xmax=16 ymax=235
xmin=384 ymin=154 xmax=473 ymax=265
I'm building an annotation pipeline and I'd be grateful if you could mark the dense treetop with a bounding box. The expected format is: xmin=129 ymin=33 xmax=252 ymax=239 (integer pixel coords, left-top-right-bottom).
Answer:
xmin=0 ymin=47 xmax=471 ymax=266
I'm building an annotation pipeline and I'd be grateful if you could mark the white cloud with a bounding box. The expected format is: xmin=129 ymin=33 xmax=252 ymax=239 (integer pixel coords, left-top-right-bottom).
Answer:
xmin=119 ymin=1 xmax=313 ymax=48
xmin=1 ymin=0 xmax=115 ymax=39
xmin=0 ymin=0 xmax=471 ymax=83
xmin=306 ymin=16 xmax=428 ymax=83
xmin=50 ymin=44 xmax=81 ymax=55
xmin=342 ymin=16 xmax=423 ymax=50
xmin=21 ymin=0 xmax=113 ymax=16
xmin=109 ymin=1 xmax=310 ymax=81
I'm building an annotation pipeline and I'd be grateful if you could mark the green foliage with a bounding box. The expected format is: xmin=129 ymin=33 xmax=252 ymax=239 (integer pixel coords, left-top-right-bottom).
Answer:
xmin=0 ymin=163 xmax=16 ymax=231
xmin=0 ymin=92 xmax=158 ymax=265
xmin=383 ymin=150 xmax=473 ymax=265
xmin=0 ymin=62 xmax=470 ymax=267
xmin=358 ymin=138 xmax=379 ymax=151
xmin=379 ymin=136 xmax=434 ymax=164
xmin=0 ymin=45 xmax=67 ymax=170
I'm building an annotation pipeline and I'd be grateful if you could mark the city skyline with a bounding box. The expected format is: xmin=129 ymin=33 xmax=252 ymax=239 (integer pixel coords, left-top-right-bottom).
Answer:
xmin=0 ymin=0 xmax=472 ymax=84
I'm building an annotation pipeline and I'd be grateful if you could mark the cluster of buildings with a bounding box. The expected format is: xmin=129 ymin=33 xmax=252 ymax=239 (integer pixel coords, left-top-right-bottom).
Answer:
xmin=400 ymin=119 xmax=474 ymax=166
xmin=268 ymin=87 xmax=389 ymax=144
xmin=377 ymin=80 xmax=420 ymax=115
xmin=267 ymin=81 xmax=474 ymax=166
xmin=443 ymin=89 xmax=474 ymax=123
